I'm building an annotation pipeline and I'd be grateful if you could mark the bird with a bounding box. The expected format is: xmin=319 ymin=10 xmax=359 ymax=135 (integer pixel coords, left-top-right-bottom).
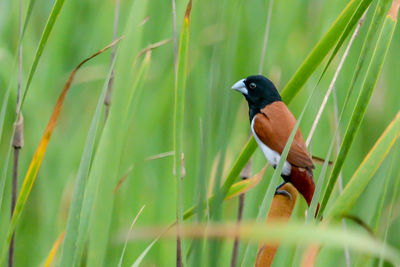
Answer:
xmin=232 ymin=75 xmax=316 ymax=208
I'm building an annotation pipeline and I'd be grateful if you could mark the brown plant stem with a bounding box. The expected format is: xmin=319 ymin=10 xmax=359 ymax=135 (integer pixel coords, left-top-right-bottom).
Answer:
xmin=9 ymin=0 xmax=24 ymax=265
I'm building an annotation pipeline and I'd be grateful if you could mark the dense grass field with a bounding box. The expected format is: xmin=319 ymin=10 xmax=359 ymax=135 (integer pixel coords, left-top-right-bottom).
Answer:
xmin=0 ymin=0 xmax=399 ymax=266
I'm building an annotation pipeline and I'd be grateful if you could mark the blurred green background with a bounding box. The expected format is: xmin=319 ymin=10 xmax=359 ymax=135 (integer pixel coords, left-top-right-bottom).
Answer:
xmin=0 ymin=0 xmax=399 ymax=266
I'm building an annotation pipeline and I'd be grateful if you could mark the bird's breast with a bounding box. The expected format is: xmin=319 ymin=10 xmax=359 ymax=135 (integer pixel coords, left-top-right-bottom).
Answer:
xmin=250 ymin=116 xmax=292 ymax=176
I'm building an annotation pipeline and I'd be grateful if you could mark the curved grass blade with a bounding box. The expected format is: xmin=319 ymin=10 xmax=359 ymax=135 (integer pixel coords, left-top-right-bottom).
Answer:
xmin=128 ymin=222 xmax=400 ymax=266
xmin=42 ymin=231 xmax=65 ymax=267
xmin=319 ymin=4 xmax=399 ymax=216
xmin=224 ymin=165 xmax=266 ymax=200
xmin=58 ymin=54 xmax=118 ymax=267
xmin=130 ymin=225 xmax=173 ymax=267
xmin=0 ymin=39 xmax=122 ymax=265
xmin=118 ymin=205 xmax=145 ymax=267
xmin=20 ymin=0 xmax=66 ymax=110
xmin=327 ymin=112 xmax=400 ymax=219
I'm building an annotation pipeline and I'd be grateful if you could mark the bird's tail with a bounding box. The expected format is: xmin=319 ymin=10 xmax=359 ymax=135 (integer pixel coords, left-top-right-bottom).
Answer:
xmin=289 ymin=167 xmax=320 ymax=217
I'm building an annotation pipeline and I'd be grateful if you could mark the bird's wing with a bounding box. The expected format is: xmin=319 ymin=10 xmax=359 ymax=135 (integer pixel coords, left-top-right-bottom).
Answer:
xmin=253 ymin=101 xmax=314 ymax=169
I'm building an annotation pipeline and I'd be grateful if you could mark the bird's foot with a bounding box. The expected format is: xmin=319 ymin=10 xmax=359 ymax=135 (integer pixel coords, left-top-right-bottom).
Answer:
xmin=275 ymin=182 xmax=292 ymax=200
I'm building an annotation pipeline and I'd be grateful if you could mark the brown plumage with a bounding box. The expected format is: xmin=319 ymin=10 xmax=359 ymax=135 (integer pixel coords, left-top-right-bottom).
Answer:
xmin=254 ymin=101 xmax=314 ymax=170
xmin=253 ymin=102 xmax=316 ymax=206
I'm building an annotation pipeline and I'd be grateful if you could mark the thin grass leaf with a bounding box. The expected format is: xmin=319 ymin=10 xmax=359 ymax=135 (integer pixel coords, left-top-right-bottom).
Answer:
xmin=84 ymin=2 xmax=149 ymax=263
xmin=0 ymin=39 xmax=121 ymax=265
xmin=127 ymin=222 xmax=400 ymax=266
xmin=20 ymin=0 xmax=66 ymax=109
xmin=21 ymin=0 xmax=37 ymax=40
xmin=58 ymin=53 xmax=118 ymax=267
xmin=319 ymin=5 xmax=399 ymax=216
xmin=0 ymin=86 xmax=12 ymax=208
xmin=118 ymin=205 xmax=145 ymax=267
xmin=225 ymin=166 xmax=266 ymax=200
xmin=379 ymin=145 xmax=400 ymax=267
xmin=345 ymin=0 xmax=392 ymax=104
xmin=327 ymin=112 xmax=400 ymax=219
xmin=42 ymin=232 xmax=65 ymax=267
xmin=173 ymin=0 xmax=192 ymax=217
xmin=130 ymin=226 xmax=173 ymax=267
xmin=280 ymin=0 xmax=372 ymax=103
xmin=173 ymin=2 xmax=192 ymax=265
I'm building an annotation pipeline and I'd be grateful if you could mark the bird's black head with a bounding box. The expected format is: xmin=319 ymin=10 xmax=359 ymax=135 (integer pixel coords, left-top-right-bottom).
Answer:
xmin=232 ymin=75 xmax=281 ymax=112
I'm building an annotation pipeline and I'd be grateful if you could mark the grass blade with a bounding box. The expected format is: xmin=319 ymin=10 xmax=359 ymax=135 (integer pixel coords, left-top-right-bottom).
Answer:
xmin=130 ymin=226 xmax=173 ymax=267
xmin=83 ymin=2 xmax=149 ymax=263
xmin=173 ymin=1 xmax=192 ymax=265
xmin=20 ymin=0 xmax=66 ymax=109
xmin=225 ymin=166 xmax=266 ymax=200
xmin=280 ymin=0 xmax=372 ymax=103
xmin=118 ymin=205 xmax=145 ymax=267
xmin=327 ymin=112 xmax=400 ymax=219
xmin=0 ymin=39 xmax=121 ymax=265
xmin=319 ymin=3 xmax=399 ymax=216
xmin=58 ymin=53 xmax=118 ymax=267
xmin=127 ymin=222 xmax=400 ymax=266
xmin=42 ymin=232 xmax=65 ymax=267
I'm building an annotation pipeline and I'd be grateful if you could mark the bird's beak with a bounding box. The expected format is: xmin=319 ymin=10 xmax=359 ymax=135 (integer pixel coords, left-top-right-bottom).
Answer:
xmin=231 ymin=79 xmax=248 ymax=95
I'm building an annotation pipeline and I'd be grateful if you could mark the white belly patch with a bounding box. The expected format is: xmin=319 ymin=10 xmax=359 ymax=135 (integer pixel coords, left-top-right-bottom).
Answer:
xmin=251 ymin=117 xmax=292 ymax=176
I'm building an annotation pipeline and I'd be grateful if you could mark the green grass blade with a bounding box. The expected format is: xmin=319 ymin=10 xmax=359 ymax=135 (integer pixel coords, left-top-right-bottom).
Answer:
xmin=118 ymin=205 xmax=145 ymax=267
xmin=130 ymin=226 xmax=172 ymax=267
xmin=58 ymin=56 xmax=117 ymax=267
xmin=84 ymin=54 xmax=150 ymax=266
xmin=21 ymin=0 xmax=37 ymax=40
xmin=319 ymin=8 xmax=398 ymax=217
xmin=378 ymin=145 xmax=400 ymax=266
xmin=327 ymin=112 xmax=400 ymax=219
xmin=83 ymin=2 xmax=149 ymax=263
xmin=173 ymin=3 xmax=192 ymax=264
xmin=280 ymin=0 xmax=372 ymax=103
xmin=173 ymin=0 xmax=192 ymax=224
xmin=0 ymin=86 xmax=12 ymax=208
xmin=20 ymin=0 xmax=66 ymax=109
xmin=130 ymin=222 xmax=400 ymax=266
xmin=346 ymin=0 xmax=392 ymax=101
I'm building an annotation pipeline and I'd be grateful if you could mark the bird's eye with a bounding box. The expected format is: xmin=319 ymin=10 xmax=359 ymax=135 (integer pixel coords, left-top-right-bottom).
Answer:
xmin=249 ymin=82 xmax=256 ymax=89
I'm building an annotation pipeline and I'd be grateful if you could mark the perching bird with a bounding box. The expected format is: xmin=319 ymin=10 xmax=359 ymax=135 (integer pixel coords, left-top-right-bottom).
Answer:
xmin=232 ymin=75 xmax=316 ymax=207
